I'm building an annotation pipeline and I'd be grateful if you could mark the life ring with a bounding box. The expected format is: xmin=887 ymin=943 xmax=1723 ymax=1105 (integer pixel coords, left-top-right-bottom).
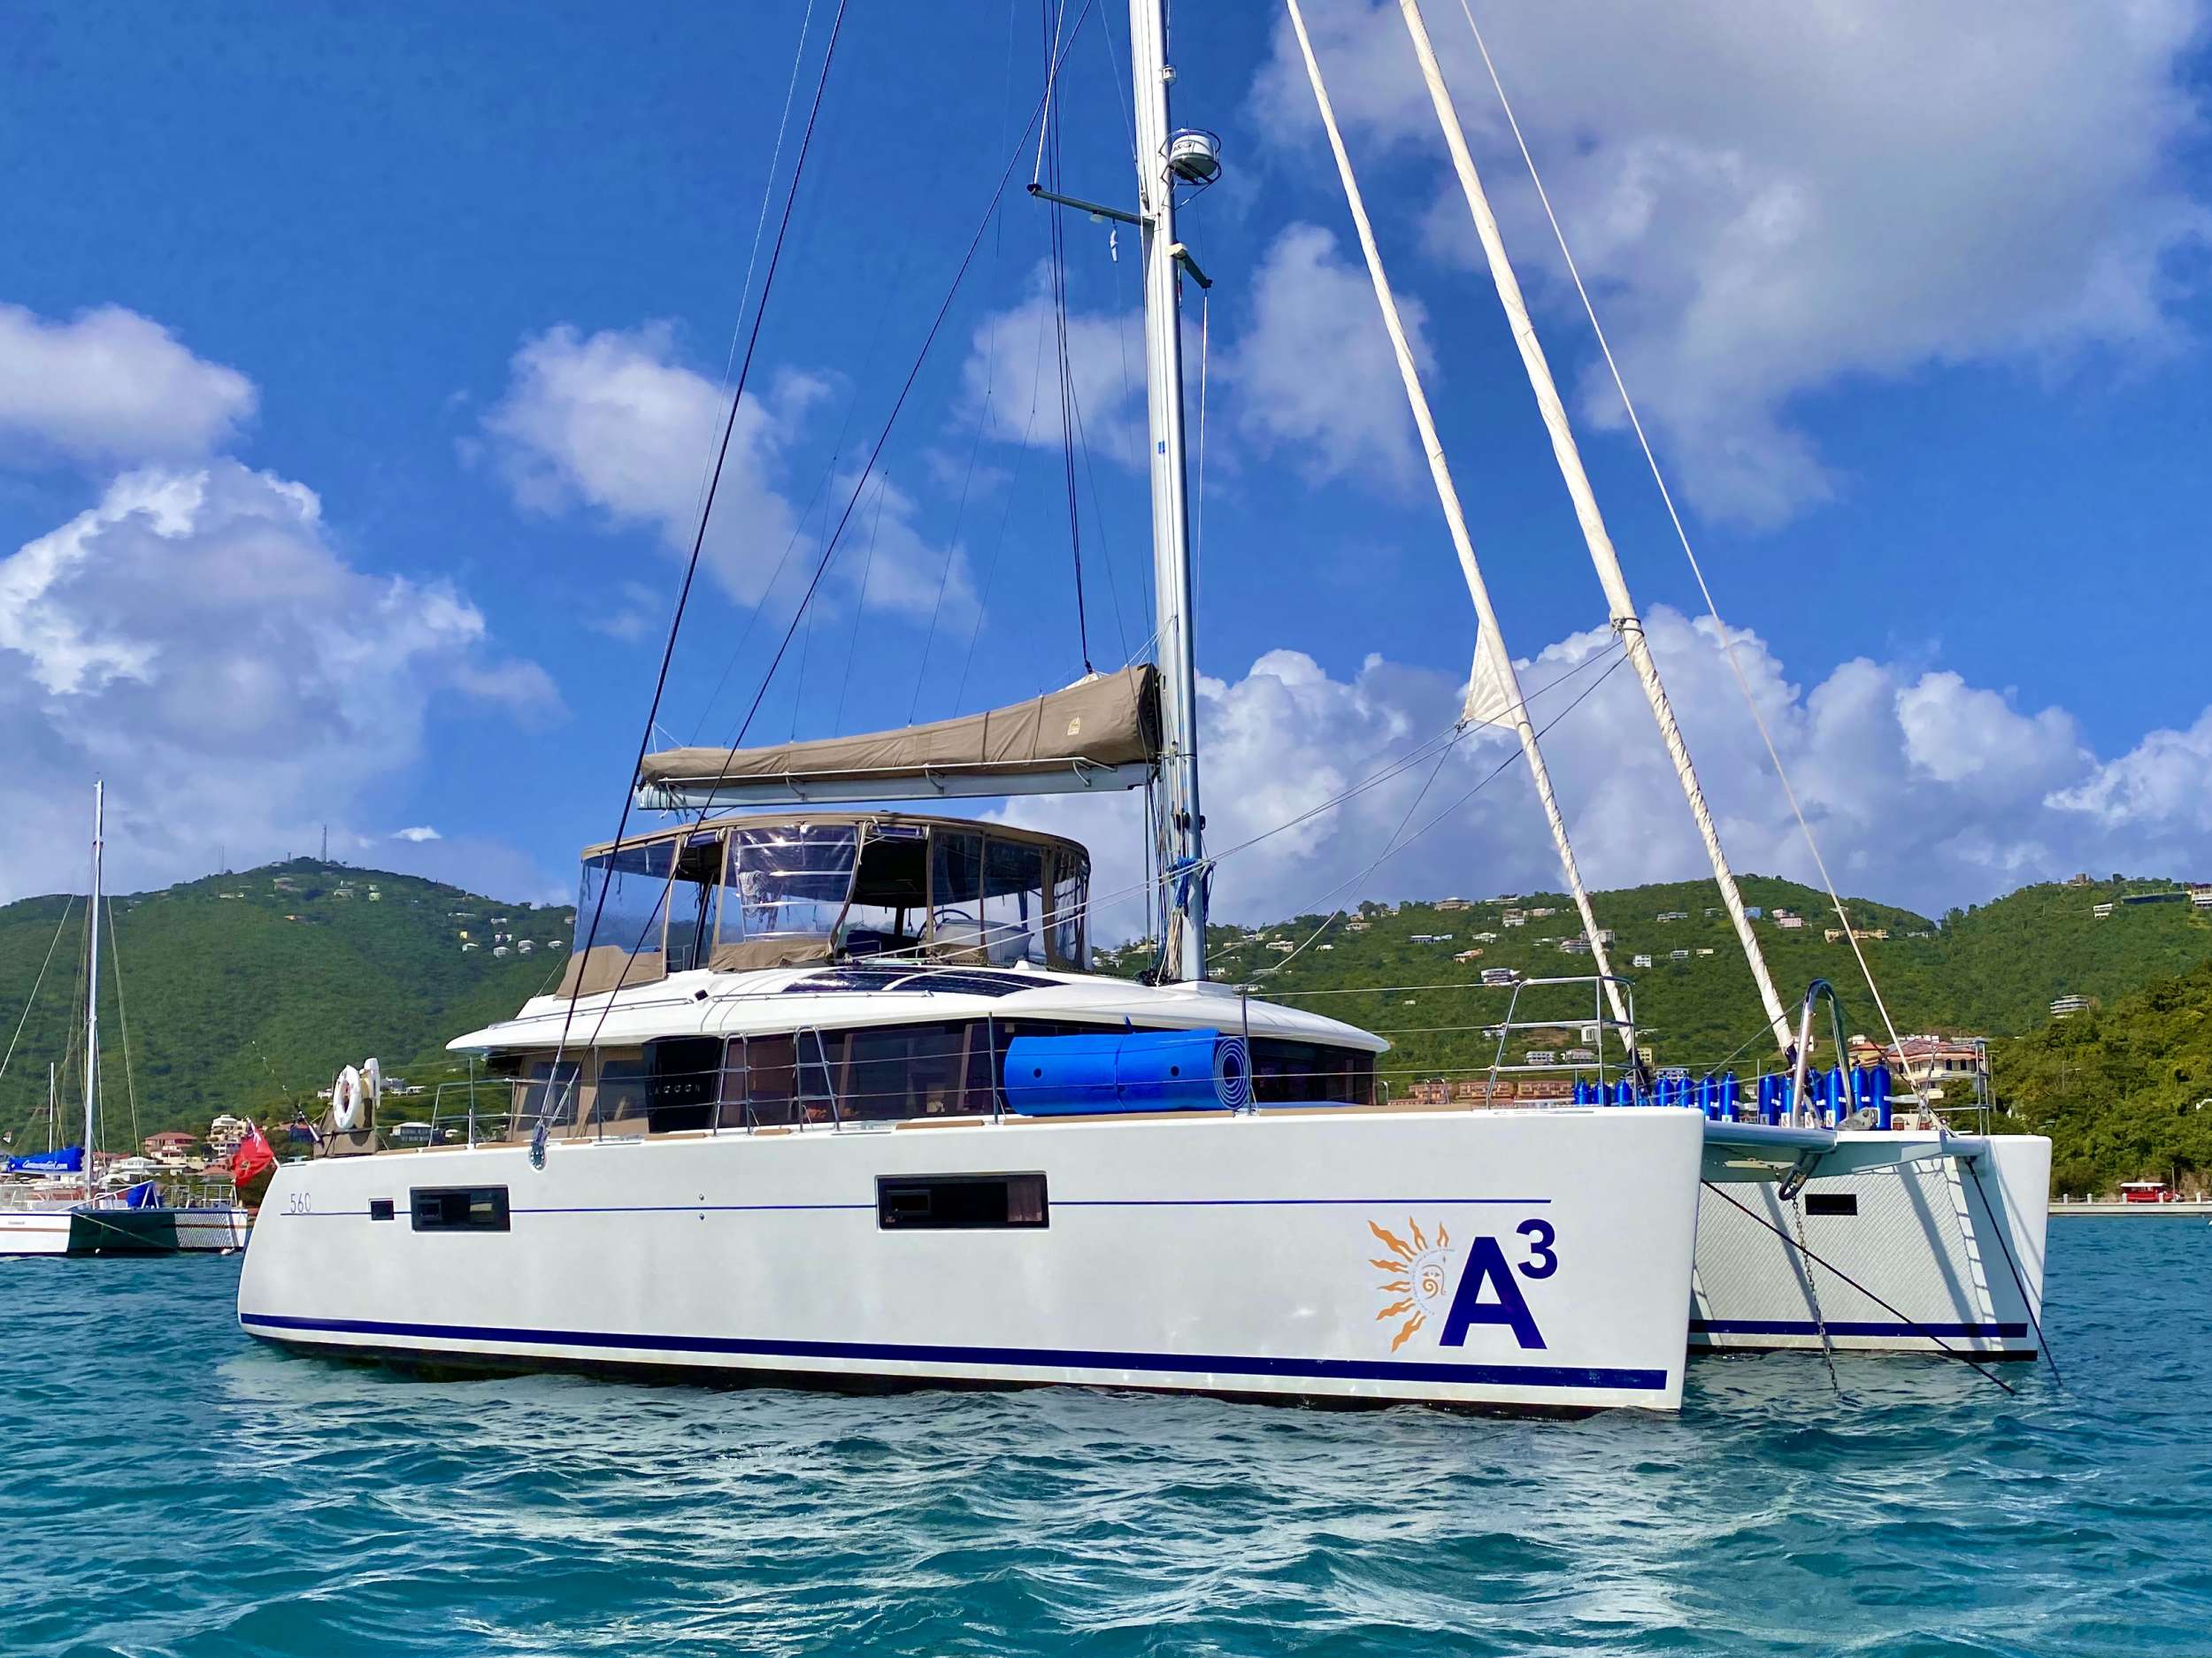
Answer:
xmin=361 ymin=1056 xmax=382 ymax=1118
xmin=332 ymin=1065 xmax=364 ymax=1133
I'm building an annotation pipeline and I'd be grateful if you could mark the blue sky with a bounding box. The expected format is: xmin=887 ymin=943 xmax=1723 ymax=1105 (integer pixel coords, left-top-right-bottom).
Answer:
xmin=4 ymin=0 xmax=2211 ymax=933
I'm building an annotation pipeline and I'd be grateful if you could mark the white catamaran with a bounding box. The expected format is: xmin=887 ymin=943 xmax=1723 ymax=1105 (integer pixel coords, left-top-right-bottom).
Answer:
xmin=236 ymin=0 xmax=2027 ymax=1407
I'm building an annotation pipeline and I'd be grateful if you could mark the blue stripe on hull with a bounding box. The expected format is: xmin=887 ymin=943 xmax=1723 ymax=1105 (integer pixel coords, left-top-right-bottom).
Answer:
xmin=240 ymin=1312 xmax=1668 ymax=1393
xmin=1690 ymin=1318 xmax=2028 ymax=1339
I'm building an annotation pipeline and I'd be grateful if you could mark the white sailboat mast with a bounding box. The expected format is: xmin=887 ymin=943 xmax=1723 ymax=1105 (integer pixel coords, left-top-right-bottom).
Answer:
xmin=1284 ymin=0 xmax=1633 ymax=1041
xmin=1394 ymin=0 xmax=1793 ymax=1051
xmin=1128 ymin=0 xmax=1208 ymax=983
xmin=84 ymin=780 xmax=103 ymax=1176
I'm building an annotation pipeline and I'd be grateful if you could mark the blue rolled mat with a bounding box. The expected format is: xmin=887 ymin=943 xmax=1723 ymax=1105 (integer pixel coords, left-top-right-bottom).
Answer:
xmin=1003 ymin=1028 xmax=1251 ymax=1115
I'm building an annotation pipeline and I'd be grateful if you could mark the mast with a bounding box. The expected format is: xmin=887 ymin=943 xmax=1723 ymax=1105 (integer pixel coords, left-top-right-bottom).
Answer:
xmin=1394 ymin=0 xmax=1792 ymax=1050
xmin=83 ymin=780 xmax=103 ymax=1184
xmin=1128 ymin=0 xmax=1208 ymax=982
xmin=1285 ymin=0 xmax=1633 ymax=1044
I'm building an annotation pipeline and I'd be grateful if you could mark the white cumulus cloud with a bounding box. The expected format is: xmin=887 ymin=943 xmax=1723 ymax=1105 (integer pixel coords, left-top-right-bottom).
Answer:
xmin=1248 ymin=1 xmax=2211 ymax=525
xmin=1221 ymin=223 xmax=1431 ymax=488
xmin=393 ymin=825 xmax=443 ymax=843
xmin=0 ymin=303 xmax=257 ymax=469
xmin=479 ymin=321 xmax=976 ymax=627
xmin=0 ymin=461 xmax=557 ymax=902
xmin=1001 ymin=611 xmax=2212 ymax=942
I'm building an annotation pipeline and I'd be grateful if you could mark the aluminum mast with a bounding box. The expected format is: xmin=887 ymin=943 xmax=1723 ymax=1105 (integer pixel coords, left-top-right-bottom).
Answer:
xmin=1394 ymin=0 xmax=1792 ymax=1050
xmin=1128 ymin=0 xmax=1208 ymax=983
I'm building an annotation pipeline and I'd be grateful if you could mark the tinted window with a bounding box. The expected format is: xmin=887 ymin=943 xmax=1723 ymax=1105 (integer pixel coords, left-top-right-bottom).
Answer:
xmin=877 ymin=1172 xmax=1047 ymax=1230
xmin=1806 ymin=1193 xmax=1859 ymax=1217
xmin=411 ymin=1186 xmax=511 ymax=1232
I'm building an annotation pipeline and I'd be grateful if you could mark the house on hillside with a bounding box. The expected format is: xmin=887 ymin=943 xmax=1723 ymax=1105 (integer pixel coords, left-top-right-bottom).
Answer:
xmin=1776 ymin=914 xmax=1805 ymax=930
xmin=1655 ymin=910 xmax=1688 ymax=923
xmin=142 ymin=1129 xmax=197 ymax=1163
xmin=1436 ymin=897 xmax=1472 ymax=912
xmin=1632 ymin=953 xmax=1653 ymax=969
xmin=1670 ymin=949 xmax=1690 ymax=963
xmin=2049 ymin=994 xmax=2093 ymax=1018
xmin=1745 ymin=906 xmax=1763 ymax=919
xmin=2093 ymin=902 xmax=2115 ymax=918
xmin=1454 ymin=948 xmax=1485 ymax=963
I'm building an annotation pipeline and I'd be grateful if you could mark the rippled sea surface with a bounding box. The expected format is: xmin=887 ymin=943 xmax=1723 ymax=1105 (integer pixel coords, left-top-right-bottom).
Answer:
xmin=4 ymin=1222 xmax=2208 ymax=1657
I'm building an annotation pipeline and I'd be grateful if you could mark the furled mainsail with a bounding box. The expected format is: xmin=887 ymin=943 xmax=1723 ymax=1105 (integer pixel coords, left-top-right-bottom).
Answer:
xmin=634 ymin=665 xmax=1160 ymax=809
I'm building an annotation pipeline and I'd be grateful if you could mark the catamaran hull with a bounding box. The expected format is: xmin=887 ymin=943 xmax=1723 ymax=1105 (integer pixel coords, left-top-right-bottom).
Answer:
xmin=0 ymin=1204 xmax=251 ymax=1256
xmin=239 ymin=1107 xmax=1706 ymax=1413
xmin=1691 ymin=1133 xmax=2049 ymax=1357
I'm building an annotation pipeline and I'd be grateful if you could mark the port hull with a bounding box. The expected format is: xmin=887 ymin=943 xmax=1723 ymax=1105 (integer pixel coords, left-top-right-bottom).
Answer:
xmin=1691 ymin=1134 xmax=2049 ymax=1357
xmin=240 ymin=1107 xmax=1707 ymax=1413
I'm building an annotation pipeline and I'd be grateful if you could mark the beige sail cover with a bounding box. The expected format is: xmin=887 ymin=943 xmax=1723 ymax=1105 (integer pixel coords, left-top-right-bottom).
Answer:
xmin=638 ymin=665 xmax=1160 ymax=796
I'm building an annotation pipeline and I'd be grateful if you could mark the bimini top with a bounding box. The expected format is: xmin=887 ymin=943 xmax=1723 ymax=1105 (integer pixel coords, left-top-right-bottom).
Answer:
xmin=633 ymin=666 xmax=1158 ymax=810
xmin=558 ymin=810 xmax=1097 ymax=999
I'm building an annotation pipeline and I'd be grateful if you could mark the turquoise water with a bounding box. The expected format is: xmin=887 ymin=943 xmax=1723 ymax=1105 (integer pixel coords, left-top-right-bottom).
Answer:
xmin=3 ymin=1223 xmax=2207 ymax=1656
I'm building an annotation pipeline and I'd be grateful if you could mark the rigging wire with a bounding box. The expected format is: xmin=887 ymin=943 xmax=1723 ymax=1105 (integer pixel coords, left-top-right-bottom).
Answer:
xmin=1193 ymin=291 xmax=1209 ymax=612
xmin=1457 ymin=2 xmax=1920 ymax=1086
xmin=688 ymin=0 xmax=822 ymax=537
xmin=0 ymin=896 xmax=74 ymax=1089
xmin=104 ymin=894 xmax=142 ymax=1155
xmin=1257 ymin=725 xmax=1468 ymax=978
xmin=1701 ymin=1179 xmax=2017 ymax=1397
xmin=1254 ymin=650 xmax=1634 ymax=976
xmin=1041 ymin=0 xmax=1094 ymax=674
xmin=558 ymin=2 xmax=1105 ymax=1090
xmin=833 ymin=477 xmax=890 ymax=733
xmin=547 ymin=0 xmax=852 ymax=1102
xmin=720 ymin=0 xmax=1100 ymax=763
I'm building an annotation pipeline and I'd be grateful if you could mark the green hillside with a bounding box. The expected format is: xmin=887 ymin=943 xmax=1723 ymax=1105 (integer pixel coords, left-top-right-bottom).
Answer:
xmin=1990 ymin=960 xmax=2212 ymax=1198
xmin=0 ymin=860 xmax=572 ymax=1152
xmin=1096 ymin=873 xmax=2212 ymax=1090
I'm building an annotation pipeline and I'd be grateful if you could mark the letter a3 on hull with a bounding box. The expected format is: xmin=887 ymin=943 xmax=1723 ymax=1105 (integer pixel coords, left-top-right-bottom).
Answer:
xmin=240 ymin=1091 xmax=1709 ymax=1414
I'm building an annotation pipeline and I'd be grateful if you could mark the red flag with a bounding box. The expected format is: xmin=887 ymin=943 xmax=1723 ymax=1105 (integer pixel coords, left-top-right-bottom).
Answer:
xmin=232 ymin=1122 xmax=275 ymax=1192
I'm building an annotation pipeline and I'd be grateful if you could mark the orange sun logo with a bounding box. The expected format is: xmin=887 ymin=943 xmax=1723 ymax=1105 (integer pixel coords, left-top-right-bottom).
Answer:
xmin=1371 ymin=1217 xmax=1453 ymax=1352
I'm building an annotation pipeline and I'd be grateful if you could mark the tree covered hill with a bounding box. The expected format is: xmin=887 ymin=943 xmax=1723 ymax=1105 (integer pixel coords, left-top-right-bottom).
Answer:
xmin=1102 ymin=872 xmax=2212 ymax=1093
xmin=0 ymin=860 xmax=572 ymax=1151
xmin=1991 ymin=960 xmax=2212 ymax=1198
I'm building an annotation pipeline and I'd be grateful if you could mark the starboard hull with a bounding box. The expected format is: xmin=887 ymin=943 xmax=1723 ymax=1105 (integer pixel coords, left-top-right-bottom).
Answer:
xmin=1690 ymin=1133 xmax=2049 ymax=1358
xmin=240 ymin=1106 xmax=1707 ymax=1413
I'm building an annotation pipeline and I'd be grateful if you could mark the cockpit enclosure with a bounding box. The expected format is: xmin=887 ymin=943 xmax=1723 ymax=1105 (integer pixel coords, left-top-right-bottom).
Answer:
xmin=556 ymin=811 xmax=1092 ymax=998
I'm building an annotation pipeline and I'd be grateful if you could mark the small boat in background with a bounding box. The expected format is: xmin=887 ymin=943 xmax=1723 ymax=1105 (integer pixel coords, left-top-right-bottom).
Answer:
xmin=0 ymin=782 xmax=251 ymax=1258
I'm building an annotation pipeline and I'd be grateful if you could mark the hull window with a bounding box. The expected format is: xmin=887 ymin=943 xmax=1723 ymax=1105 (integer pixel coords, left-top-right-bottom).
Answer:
xmin=877 ymin=1172 xmax=1048 ymax=1231
xmin=411 ymin=1186 xmax=511 ymax=1232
